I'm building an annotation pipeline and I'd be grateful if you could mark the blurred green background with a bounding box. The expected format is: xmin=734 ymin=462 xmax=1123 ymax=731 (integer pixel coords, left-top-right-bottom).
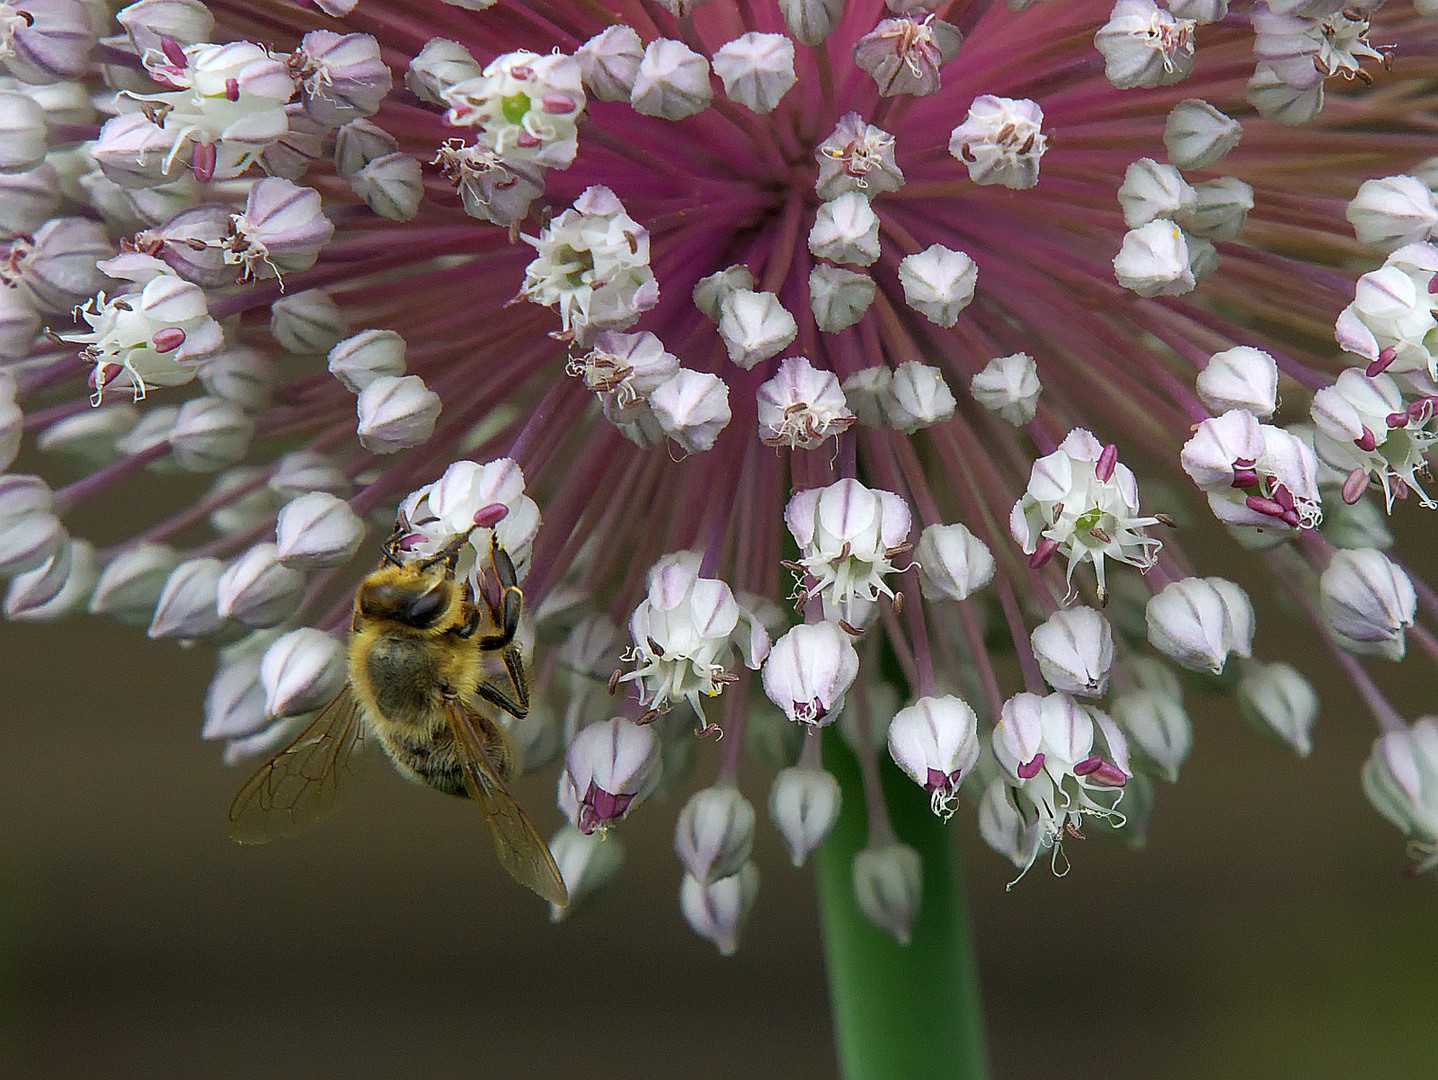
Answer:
xmin=0 ymin=589 xmax=1435 ymax=1080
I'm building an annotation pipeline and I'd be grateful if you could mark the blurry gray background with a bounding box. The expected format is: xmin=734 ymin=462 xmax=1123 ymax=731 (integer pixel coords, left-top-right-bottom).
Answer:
xmin=0 ymin=582 xmax=1435 ymax=1079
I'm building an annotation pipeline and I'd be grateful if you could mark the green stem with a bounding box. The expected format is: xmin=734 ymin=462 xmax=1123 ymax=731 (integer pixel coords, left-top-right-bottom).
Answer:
xmin=816 ymin=730 xmax=990 ymax=1080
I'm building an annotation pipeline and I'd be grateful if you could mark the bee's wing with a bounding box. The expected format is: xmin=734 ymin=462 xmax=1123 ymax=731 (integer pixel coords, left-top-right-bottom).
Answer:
xmin=445 ymin=703 xmax=569 ymax=907
xmin=227 ymin=685 xmax=368 ymax=844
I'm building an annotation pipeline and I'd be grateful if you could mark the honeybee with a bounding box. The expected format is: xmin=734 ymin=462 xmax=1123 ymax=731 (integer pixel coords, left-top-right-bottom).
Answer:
xmin=227 ymin=521 xmax=568 ymax=908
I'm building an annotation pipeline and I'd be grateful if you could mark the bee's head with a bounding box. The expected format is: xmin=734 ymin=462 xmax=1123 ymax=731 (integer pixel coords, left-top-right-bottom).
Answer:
xmin=356 ymin=562 xmax=457 ymax=631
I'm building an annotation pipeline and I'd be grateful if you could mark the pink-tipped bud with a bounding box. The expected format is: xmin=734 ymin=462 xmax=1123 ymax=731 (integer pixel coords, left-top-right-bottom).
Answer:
xmin=1017 ymin=753 xmax=1045 ymax=780
xmin=1096 ymin=442 xmax=1118 ymax=482
xmin=1355 ymin=425 xmax=1377 ymax=452
xmin=160 ymin=35 xmax=187 ymax=68
xmin=191 ymin=141 xmax=216 ymax=184
xmin=1028 ymin=536 xmax=1060 ymax=569
xmin=151 ymin=327 xmax=186 ymax=353
xmin=472 ymin=502 xmax=509 ymax=529
xmin=1342 ymin=467 xmax=1370 ymax=505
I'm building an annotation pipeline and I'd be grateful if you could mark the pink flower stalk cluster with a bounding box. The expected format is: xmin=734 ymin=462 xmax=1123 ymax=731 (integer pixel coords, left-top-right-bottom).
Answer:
xmin=1 ymin=0 xmax=1437 ymax=946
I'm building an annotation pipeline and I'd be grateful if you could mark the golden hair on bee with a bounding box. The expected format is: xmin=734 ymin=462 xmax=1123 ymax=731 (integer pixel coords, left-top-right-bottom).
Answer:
xmin=226 ymin=522 xmax=568 ymax=908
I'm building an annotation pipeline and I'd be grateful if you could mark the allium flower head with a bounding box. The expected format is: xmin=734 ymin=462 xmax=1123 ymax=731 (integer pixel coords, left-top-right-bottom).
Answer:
xmin=4 ymin=0 xmax=1438 ymax=956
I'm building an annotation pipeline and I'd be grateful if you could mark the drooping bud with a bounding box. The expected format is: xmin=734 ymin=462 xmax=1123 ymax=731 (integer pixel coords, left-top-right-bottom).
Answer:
xmin=852 ymin=841 xmax=923 ymax=945
xmin=1118 ymin=158 xmax=1197 ymax=229
xmin=971 ymin=352 xmax=1041 ymax=425
xmin=270 ymin=288 xmax=347 ymax=355
xmin=564 ymin=718 xmax=662 ymax=834
xmin=1163 ymin=99 xmax=1242 ymax=169
xmin=259 ymin=627 xmax=347 ymax=718
xmin=675 ymin=786 xmax=756 ymax=885
xmin=88 ymin=542 xmax=180 ymax=626
xmin=1114 ymin=219 xmax=1195 ymax=297
xmin=897 ymin=244 xmax=977 ymax=327
xmin=576 ymin=24 xmax=643 ymax=103
xmin=1237 ymin=661 xmax=1318 ymax=756
xmin=1346 ymin=176 xmax=1438 ymax=252
xmin=808 ymin=192 xmax=882 ymax=268
xmin=768 ymin=765 xmax=842 ymax=867
xmin=718 ymin=289 xmax=799 ymax=369
xmin=1319 ymin=548 xmax=1416 ymax=650
xmin=1362 ymin=719 xmax=1438 ymax=874
xmin=1145 ymin=576 xmax=1254 ymax=675
xmin=215 ymin=542 xmax=305 ymax=628
xmin=356 ymin=374 xmax=442 ymax=454
xmin=0 ymin=92 xmax=47 ymax=174
xmin=1196 ymin=346 xmax=1279 ymax=420
xmin=914 ymin=522 xmax=995 ymax=602
xmin=1110 ymin=690 xmax=1191 ymax=781
xmin=649 ymin=369 xmax=732 ymax=454
xmin=1030 ymin=606 xmax=1114 ymax=698
xmin=779 ymin=0 xmax=845 ymax=47
xmin=348 ymin=152 xmax=424 ymax=222
xmin=197 ymin=348 xmax=275 ymax=414
xmin=887 ymin=694 xmax=981 ymax=819
xmin=405 ymin=38 xmax=482 ymax=105
xmin=679 ymin=862 xmax=759 ymax=956
xmin=693 ymin=265 xmax=755 ymax=323
xmin=274 ymin=492 xmax=365 ymax=569
xmin=148 ymin=555 xmax=226 ymax=639
xmin=762 ymin=621 xmax=861 ymax=727
xmin=1180 ymin=177 xmax=1253 ymax=242
xmin=328 ymin=329 xmax=406 ymax=393
xmin=168 ymin=397 xmax=255 ymax=472
xmin=5 ymin=538 xmax=96 ymax=621
xmin=548 ymin=824 xmax=625 ymax=922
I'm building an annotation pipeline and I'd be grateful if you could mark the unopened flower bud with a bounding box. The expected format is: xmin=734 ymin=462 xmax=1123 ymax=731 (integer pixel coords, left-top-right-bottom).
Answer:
xmin=762 ymin=621 xmax=861 ymax=726
xmin=1196 ymin=346 xmax=1278 ymax=420
xmin=202 ymin=645 xmax=269 ymax=742
xmin=693 ymin=265 xmax=755 ymax=323
xmin=1111 ymin=690 xmax=1191 ymax=781
xmin=0 ymin=394 xmax=19 ymax=471
xmin=148 ymin=555 xmax=225 ymax=639
xmin=215 ymin=542 xmax=305 ymax=628
xmin=1237 ymin=660 xmax=1318 ymax=756
xmin=198 ymin=348 xmax=275 ymax=413
xmin=333 ymin=119 xmax=399 ymax=181
xmin=349 ymin=152 xmax=423 ymax=222
xmin=675 ymin=786 xmax=756 ymax=885
xmin=680 ymin=861 xmax=759 ymax=956
xmin=887 ymin=360 xmax=955 ymax=432
xmin=1346 ymin=176 xmax=1438 ymax=252
xmin=1145 ymin=575 xmax=1254 ymax=674
xmin=1323 ymin=497 xmax=1392 ymax=551
xmin=1362 ymin=719 xmax=1438 ymax=874
xmin=978 ymin=778 xmax=1039 ymax=869
xmin=565 ymin=718 xmax=662 ymax=834
xmin=256 ymin=627 xmax=347 ymax=719
xmin=853 ymin=841 xmax=922 ymax=945
xmin=854 ymin=16 xmax=962 ymax=98
xmin=328 ymin=329 xmax=406 ymax=393
xmin=269 ymin=449 xmax=352 ymax=500
xmin=914 ymin=522 xmax=994 ymax=602
xmin=89 ymin=541 xmax=179 ymax=625
xmin=809 ymin=264 xmax=875 ymax=333
xmin=1319 ymin=548 xmax=1416 ymax=647
xmin=271 ymin=289 xmax=348 ymax=355
xmin=1031 ymin=606 xmax=1114 ymax=698
xmin=887 ymin=694 xmax=981 ymax=819
xmin=713 ymin=33 xmax=796 ymax=113
xmin=768 ymin=765 xmax=841 ymax=867
xmin=779 ymin=0 xmax=844 ymax=46
xmin=718 ymin=289 xmax=797 ymax=369
xmin=1163 ymin=99 xmax=1242 ymax=169
xmin=0 ymin=92 xmax=47 ymax=174
xmin=1180 ymin=177 xmax=1253 ymax=242
xmin=649 ymin=369 xmax=731 ymax=454
xmin=0 ymin=162 xmax=60 ymax=237
xmin=971 ymin=352 xmax=1041 ymax=425
xmin=631 ymin=39 xmax=712 ymax=120
xmin=169 ymin=396 xmax=254 ymax=472
xmin=405 ymin=38 xmax=481 ymax=104
xmin=356 ymin=374 xmax=442 ymax=454
xmin=548 ymin=824 xmax=625 ymax=922
xmin=897 ymin=244 xmax=977 ymax=327
xmin=274 ymin=491 xmax=365 ymax=569
xmin=1119 ymin=158 xmax=1196 ymax=229
xmin=15 ymin=216 xmax=112 ymax=315
xmin=1114 ymin=220 xmax=1196 ymax=297
xmin=576 ymin=24 xmax=643 ymax=102
xmin=5 ymin=538 xmax=95 ymax=621
xmin=809 ymin=191 xmax=881 ymax=267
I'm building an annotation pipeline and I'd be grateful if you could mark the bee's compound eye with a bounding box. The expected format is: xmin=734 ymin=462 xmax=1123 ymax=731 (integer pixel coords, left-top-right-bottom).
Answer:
xmin=359 ymin=580 xmax=450 ymax=628
xmin=400 ymin=584 xmax=449 ymax=628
